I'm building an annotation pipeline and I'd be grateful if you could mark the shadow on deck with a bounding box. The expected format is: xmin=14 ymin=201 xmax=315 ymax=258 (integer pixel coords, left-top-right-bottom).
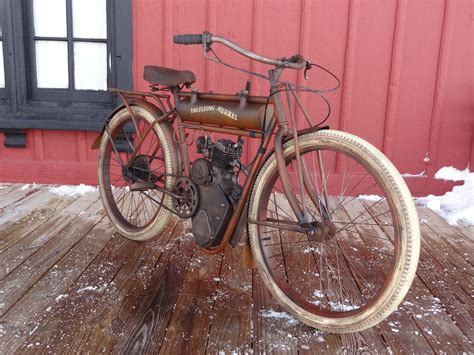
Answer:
xmin=0 ymin=183 xmax=472 ymax=353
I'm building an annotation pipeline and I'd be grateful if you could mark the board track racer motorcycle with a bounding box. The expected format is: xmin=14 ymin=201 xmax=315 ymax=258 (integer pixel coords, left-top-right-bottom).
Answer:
xmin=93 ymin=32 xmax=420 ymax=333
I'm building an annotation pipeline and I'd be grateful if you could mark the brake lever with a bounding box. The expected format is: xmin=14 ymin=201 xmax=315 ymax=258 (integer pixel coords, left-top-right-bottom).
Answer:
xmin=304 ymin=60 xmax=312 ymax=80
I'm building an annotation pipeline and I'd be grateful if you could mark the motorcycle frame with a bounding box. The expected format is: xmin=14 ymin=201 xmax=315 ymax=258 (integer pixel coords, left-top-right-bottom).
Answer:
xmin=107 ymin=66 xmax=321 ymax=255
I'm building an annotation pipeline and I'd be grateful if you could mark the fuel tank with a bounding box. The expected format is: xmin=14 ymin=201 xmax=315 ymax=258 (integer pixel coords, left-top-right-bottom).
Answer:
xmin=176 ymin=91 xmax=274 ymax=131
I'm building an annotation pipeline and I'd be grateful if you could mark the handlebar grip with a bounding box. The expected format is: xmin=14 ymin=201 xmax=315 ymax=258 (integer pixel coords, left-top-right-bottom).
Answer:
xmin=287 ymin=54 xmax=306 ymax=65
xmin=173 ymin=34 xmax=203 ymax=45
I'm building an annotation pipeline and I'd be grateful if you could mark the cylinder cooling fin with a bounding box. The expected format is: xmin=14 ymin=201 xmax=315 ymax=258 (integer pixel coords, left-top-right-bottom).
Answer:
xmin=212 ymin=139 xmax=243 ymax=170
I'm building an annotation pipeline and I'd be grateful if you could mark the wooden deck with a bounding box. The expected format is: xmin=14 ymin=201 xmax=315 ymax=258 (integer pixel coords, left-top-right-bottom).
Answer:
xmin=0 ymin=183 xmax=472 ymax=354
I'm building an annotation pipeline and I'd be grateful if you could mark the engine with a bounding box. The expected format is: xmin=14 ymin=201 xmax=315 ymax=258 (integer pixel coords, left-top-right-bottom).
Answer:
xmin=190 ymin=136 xmax=244 ymax=247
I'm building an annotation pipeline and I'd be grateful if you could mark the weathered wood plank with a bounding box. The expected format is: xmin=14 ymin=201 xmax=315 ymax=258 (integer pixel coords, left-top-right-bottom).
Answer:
xmin=340 ymin=200 xmax=435 ymax=354
xmin=330 ymin=200 xmax=392 ymax=354
xmin=0 ymin=185 xmax=42 ymax=210
xmin=0 ymin=194 xmax=100 ymax=279
xmin=418 ymin=222 xmax=473 ymax=295
xmin=111 ymin=227 xmax=196 ymax=353
xmin=159 ymin=249 xmax=223 ymax=355
xmin=0 ymin=190 xmax=76 ymax=252
xmin=15 ymin=234 xmax=137 ymax=353
xmin=252 ymin=270 xmax=345 ymax=354
xmin=415 ymin=250 xmax=474 ymax=341
xmin=252 ymin=270 xmax=300 ymax=354
xmin=417 ymin=207 xmax=473 ymax=266
xmin=205 ymin=244 xmax=253 ymax=354
xmin=0 ymin=188 xmax=62 ymax=228
xmin=396 ymin=277 xmax=472 ymax=353
xmin=69 ymin=220 xmax=184 ymax=353
xmin=0 ymin=183 xmax=14 ymax=197
xmin=0 ymin=216 xmax=116 ymax=352
xmin=368 ymin=202 xmax=474 ymax=346
xmin=19 ymin=219 xmax=180 ymax=354
xmin=342 ymin=198 xmax=471 ymax=353
xmin=458 ymin=224 xmax=473 ymax=240
xmin=0 ymin=201 xmax=104 ymax=316
xmin=0 ymin=191 xmax=472 ymax=353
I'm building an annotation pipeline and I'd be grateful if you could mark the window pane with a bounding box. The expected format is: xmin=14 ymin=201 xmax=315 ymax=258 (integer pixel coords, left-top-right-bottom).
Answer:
xmin=36 ymin=41 xmax=69 ymax=88
xmin=74 ymin=42 xmax=107 ymax=91
xmin=0 ymin=41 xmax=4 ymax=88
xmin=33 ymin=0 xmax=67 ymax=37
xmin=72 ymin=0 xmax=107 ymax=39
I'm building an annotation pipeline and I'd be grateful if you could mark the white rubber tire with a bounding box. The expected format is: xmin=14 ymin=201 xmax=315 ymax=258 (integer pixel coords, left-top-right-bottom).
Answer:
xmin=98 ymin=106 xmax=175 ymax=241
xmin=248 ymin=129 xmax=420 ymax=333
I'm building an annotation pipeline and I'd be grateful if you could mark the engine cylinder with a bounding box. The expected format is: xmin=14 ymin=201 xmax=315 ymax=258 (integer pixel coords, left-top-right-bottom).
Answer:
xmin=212 ymin=139 xmax=242 ymax=170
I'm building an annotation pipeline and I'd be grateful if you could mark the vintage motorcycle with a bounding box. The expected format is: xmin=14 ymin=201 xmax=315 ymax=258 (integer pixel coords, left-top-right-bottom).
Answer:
xmin=94 ymin=32 xmax=420 ymax=333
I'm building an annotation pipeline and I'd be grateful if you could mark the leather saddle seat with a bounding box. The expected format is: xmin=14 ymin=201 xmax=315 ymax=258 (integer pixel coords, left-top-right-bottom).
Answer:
xmin=143 ymin=65 xmax=196 ymax=87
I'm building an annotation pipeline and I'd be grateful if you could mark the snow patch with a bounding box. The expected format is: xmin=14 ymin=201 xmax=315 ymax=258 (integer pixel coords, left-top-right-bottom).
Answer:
xmin=77 ymin=286 xmax=98 ymax=293
xmin=21 ymin=183 xmax=40 ymax=190
xmin=401 ymin=171 xmax=426 ymax=178
xmin=260 ymin=310 xmax=299 ymax=325
xmin=303 ymin=246 xmax=322 ymax=254
xmin=55 ymin=294 xmax=67 ymax=302
xmin=357 ymin=194 xmax=382 ymax=201
xmin=313 ymin=290 xmax=324 ymax=298
xmin=435 ymin=166 xmax=470 ymax=182
xmin=416 ymin=166 xmax=474 ymax=225
xmin=328 ymin=300 xmax=359 ymax=312
xmin=49 ymin=184 xmax=97 ymax=197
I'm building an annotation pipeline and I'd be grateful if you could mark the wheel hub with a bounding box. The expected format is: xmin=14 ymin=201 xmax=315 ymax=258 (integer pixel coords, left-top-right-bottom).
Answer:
xmin=307 ymin=219 xmax=337 ymax=242
xmin=122 ymin=155 xmax=152 ymax=183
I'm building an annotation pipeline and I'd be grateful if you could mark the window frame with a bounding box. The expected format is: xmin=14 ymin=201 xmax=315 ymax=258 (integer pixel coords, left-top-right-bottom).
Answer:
xmin=26 ymin=0 xmax=111 ymax=103
xmin=0 ymin=24 xmax=7 ymax=100
xmin=0 ymin=0 xmax=132 ymax=132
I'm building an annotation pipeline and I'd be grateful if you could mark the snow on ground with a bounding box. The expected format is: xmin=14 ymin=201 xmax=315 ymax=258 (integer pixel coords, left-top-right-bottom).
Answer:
xmin=49 ymin=184 xmax=98 ymax=197
xmin=416 ymin=166 xmax=474 ymax=225
xmin=260 ymin=309 xmax=299 ymax=325
xmin=257 ymin=309 xmax=326 ymax=350
xmin=17 ymin=182 xmax=98 ymax=197
xmin=20 ymin=183 xmax=40 ymax=190
xmin=356 ymin=166 xmax=473 ymax=226
xmin=357 ymin=194 xmax=384 ymax=201
xmin=401 ymin=171 xmax=427 ymax=178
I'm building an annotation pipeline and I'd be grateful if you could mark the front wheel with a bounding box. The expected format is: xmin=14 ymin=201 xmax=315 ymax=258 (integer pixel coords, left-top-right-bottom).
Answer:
xmin=248 ymin=130 xmax=420 ymax=333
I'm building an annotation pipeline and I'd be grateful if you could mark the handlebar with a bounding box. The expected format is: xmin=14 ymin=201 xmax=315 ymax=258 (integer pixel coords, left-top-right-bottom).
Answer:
xmin=173 ymin=32 xmax=307 ymax=70
xmin=173 ymin=34 xmax=204 ymax=45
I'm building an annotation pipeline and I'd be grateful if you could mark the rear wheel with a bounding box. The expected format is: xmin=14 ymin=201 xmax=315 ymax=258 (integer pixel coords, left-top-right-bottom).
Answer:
xmin=98 ymin=106 xmax=175 ymax=241
xmin=248 ymin=130 xmax=420 ymax=332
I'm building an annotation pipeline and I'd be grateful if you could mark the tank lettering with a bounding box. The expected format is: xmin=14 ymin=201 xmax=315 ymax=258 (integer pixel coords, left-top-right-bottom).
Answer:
xmin=189 ymin=104 xmax=238 ymax=121
xmin=190 ymin=105 xmax=216 ymax=113
xmin=216 ymin=106 xmax=238 ymax=121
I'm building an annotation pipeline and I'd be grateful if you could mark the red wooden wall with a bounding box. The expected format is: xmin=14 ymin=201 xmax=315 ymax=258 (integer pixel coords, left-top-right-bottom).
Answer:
xmin=0 ymin=0 xmax=472 ymax=196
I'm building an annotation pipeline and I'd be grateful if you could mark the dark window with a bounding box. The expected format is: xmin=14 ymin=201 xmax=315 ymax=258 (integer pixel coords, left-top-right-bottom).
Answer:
xmin=0 ymin=0 xmax=132 ymax=132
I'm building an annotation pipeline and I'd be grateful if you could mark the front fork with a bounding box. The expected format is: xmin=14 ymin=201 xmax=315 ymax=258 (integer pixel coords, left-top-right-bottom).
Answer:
xmin=273 ymin=126 xmax=336 ymax=248
xmin=271 ymin=76 xmax=331 ymax=229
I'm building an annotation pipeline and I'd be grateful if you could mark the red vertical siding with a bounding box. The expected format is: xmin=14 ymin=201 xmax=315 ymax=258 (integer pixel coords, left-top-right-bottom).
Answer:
xmin=0 ymin=0 xmax=472 ymax=196
xmin=425 ymin=0 xmax=473 ymax=177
